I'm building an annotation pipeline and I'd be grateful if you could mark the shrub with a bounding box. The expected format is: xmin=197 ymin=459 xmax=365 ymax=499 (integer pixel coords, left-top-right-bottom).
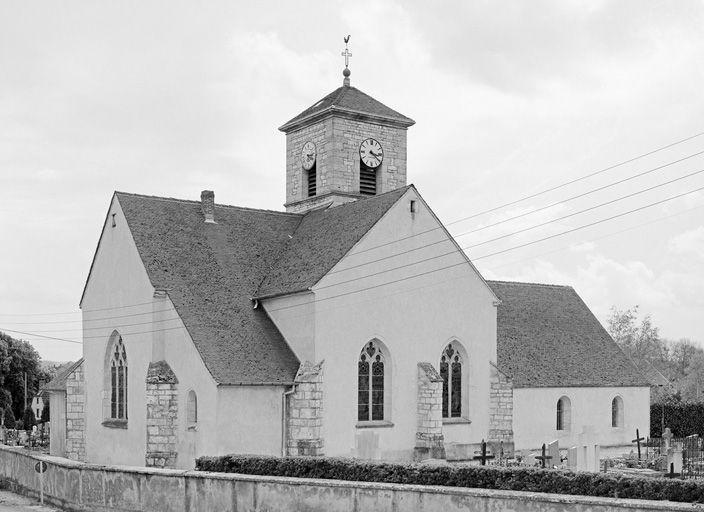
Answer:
xmin=22 ymin=407 xmax=35 ymax=433
xmin=195 ymin=455 xmax=704 ymax=504
xmin=41 ymin=401 xmax=50 ymax=423
xmin=651 ymin=402 xmax=704 ymax=437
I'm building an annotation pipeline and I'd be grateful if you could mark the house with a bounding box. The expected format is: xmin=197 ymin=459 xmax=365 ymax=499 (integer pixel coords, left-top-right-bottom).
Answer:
xmin=43 ymin=359 xmax=85 ymax=459
xmin=69 ymin=66 xmax=651 ymax=469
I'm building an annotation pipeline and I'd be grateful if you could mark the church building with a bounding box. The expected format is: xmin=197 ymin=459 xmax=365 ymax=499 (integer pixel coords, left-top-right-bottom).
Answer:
xmin=69 ymin=61 xmax=652 ymax=469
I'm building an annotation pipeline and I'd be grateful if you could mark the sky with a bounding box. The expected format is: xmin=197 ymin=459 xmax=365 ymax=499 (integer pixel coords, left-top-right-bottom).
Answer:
xmin=1 ymin=0 xmax=703 ymax=362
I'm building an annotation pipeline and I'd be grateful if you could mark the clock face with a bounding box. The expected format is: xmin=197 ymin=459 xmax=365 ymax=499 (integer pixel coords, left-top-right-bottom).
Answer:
xmin=360 ymin=138 xmax=383 ymax=169
xmin=301 ymin=141 xmax=316 ymax=170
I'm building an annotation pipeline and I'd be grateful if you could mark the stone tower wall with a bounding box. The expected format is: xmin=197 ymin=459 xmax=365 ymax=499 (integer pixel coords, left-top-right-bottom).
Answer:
xmin=284 ymin=116 xmax=408 ymax=212
xmin=414 ymin=362 xmax=445 ymax=461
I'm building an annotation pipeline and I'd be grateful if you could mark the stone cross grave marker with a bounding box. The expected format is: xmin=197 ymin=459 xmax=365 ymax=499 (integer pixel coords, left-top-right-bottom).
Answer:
xmin=535 ymin=443 xmax=552 ymax=469
xmin=578 ymin=425 xmax=600 ymax=472
xmin=473 ymin=439 xmax=495 ymax=466
xmin=548 ymin=440 xmax=560 ymax=468
xmin=632 ymin=428 xmax=645 ymax=460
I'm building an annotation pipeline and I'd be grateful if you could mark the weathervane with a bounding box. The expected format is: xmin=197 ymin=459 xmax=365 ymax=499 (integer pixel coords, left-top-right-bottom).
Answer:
xmin=342 ymin=35 xmax=352 ymax=86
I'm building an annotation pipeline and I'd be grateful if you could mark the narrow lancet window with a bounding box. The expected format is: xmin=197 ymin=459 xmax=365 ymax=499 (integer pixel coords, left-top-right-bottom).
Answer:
xmin=110 ymin=335 xmax=128 ymax=420
xmin=440 ymin=343 xmax=462 ymax=418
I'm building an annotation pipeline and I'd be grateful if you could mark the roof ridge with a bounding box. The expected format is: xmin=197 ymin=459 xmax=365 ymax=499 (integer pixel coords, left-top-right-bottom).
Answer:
xmin=487 ymin=279 xmax=573 ymax=289
xmin=115 ymin=191 xmax=301 ymax=217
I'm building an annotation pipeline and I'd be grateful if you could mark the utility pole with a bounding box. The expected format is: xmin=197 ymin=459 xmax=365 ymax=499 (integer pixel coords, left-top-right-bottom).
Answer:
xmin=24 ymin=372 xmax=28 ymax=411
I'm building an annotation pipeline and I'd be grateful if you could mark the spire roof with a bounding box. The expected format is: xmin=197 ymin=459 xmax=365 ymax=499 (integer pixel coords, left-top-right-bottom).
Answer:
xmin=279 ymin=85 xmax=415 ymax=133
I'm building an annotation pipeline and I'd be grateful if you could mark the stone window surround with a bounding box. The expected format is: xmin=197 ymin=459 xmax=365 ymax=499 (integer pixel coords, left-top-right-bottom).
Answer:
xmin=438 ymin=339 xmax=470 ymax=421
xmin=556 ymin=395 xmax=572 ymax=431
xmin=611 ymin=395 xmax=625 ymax=429
xmin=103 ymin=330 xmax=128 ymax=425
xmin=357 ymin=339 xmax=392 ymax=423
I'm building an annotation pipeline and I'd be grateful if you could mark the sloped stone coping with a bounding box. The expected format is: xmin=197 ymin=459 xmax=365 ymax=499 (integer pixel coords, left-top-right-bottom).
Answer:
xmin=1 ymin=444 xmax=701 ymax=512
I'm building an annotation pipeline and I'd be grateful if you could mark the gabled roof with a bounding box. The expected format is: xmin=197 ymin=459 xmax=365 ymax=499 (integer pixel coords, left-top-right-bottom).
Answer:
xmin=279 ymin=85 xmax=415 ymax=132
xmin=256 ymin=186 xmax=411 ymax=298
xmin=113 ymin=189 xmax=410 ymax=385
xmin=44 ymin=359 xmax=84 ymax=392
xmin=488 ymin=281 xmax=649 ymax=388
xmin=115 ymin=192 xmax=302 ymax=385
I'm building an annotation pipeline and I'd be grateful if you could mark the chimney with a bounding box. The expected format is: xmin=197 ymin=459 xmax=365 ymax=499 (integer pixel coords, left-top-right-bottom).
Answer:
xmin=201 ymin=190 xmax=216 ymax=224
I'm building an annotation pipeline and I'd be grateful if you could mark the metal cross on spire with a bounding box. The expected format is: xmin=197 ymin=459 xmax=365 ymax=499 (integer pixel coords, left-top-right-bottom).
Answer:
xmin=342 ymin=35 xmax=352 ymax=86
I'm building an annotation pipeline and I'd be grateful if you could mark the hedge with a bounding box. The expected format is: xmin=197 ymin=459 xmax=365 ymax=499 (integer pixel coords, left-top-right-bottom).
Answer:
xmin=651 ymin=402 xmax=704 ymax=438
xmin=196 ymin=455 xmax=704 ymax=503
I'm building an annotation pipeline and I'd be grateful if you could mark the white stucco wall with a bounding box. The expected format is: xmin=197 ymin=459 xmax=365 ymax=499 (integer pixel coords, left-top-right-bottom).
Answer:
xmin=81 ymin=196 xmax=219 ymax=469
xmin=265 ymin=188 xmax=498 ymax=460
xmin=512 ymin=386 xmax=651 ymax=451
xmin=215 ymin=386 xmax=286 ymax=457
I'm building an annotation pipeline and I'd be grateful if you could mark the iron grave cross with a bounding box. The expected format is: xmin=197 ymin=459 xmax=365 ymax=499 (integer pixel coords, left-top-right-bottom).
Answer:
xmin=632 ymin=428 xmax=645 ymax=460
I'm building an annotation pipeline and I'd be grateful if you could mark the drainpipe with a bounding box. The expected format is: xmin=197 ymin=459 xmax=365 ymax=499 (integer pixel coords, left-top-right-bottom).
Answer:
xmin=282 ymin=385 xmax=296 ymax=457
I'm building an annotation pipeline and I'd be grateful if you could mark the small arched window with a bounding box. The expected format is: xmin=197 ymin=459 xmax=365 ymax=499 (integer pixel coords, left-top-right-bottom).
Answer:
xmin=440 ymin=343 xmax=462 ymax=418
xmin=187 ymin=390 xmax=198 ymax=425
xmin=358 ymin=341 xmax=385 ymax=421
xmin=611 ymin=396 xmax=624 ymax=427
xmin=556 ymin=396 xmax=571 ymax=431
xmin=110 ymin=335 xmax=128 ymax=420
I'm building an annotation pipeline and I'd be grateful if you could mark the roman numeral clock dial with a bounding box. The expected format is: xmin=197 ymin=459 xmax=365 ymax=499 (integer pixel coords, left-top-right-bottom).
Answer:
xmin=360 ymin=138 xmax=383 ymax=168
xmin=301 ymin=141 xmax=316 ymax=171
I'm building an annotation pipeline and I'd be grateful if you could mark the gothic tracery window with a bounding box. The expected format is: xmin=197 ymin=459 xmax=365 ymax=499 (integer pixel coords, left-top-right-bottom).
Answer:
xmin=440 ymin=343 xmax=462 ymax=418
xmin=358 ymin=341 xmax=385 ymax=421
xmin=110 ymin=335 xmax=128 ymax=420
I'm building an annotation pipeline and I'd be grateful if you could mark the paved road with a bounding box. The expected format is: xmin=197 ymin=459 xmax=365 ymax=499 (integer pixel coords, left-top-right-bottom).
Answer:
xmin=0 ymin=491 xmax=59 ymax=512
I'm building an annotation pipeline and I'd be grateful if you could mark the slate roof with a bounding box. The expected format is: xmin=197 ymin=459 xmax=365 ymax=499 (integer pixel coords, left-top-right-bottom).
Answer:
xmin=114 ymin=188 xmax=409 ymax=385
xmin=43 ymin=359 xmax=84 ymax=392
xmin=279 ymin=85 xmax=415 ymax=132
xmin=488 ymin=281 xmax=650 ymax=388
xmin=256 ymin=186 xmax=412 ymax=298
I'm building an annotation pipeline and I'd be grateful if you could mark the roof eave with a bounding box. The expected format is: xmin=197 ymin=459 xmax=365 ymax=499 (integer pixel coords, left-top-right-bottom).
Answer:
xmin=279 ymin=105 xmax=415 ymax=133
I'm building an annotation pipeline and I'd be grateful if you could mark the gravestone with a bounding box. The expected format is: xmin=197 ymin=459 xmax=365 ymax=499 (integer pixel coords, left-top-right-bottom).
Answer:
xmin=663 ymin=427 xmax=674 ymax=451
xmin=523 ymin=450 xmax=537 ymax=466
xmin=567 ymin=446 xmax=578 ymax=468
xmin=577 ymin=425 xmax=600 ymax=472
xmin=548 ymin=440 xmax=560 ymax=468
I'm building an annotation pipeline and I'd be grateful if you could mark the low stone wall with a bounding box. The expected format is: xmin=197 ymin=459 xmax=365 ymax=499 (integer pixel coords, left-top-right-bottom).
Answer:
xmin=0 ymin=444 xmax=699 ymax=512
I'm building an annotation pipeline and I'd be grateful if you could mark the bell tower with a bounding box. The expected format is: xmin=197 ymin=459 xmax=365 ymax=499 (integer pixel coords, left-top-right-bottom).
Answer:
xmin=280 ymin=38 xmax=415 ymax=213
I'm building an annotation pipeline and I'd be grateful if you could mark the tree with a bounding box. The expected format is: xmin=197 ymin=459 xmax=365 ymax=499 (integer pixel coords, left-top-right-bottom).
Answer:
xmin=3 ymin=406 xmax=15 ymax=429
xmin=22 ymin=406 xmax=36 ymax=432
xmin=41 ymin=400 xmax=50 ymax=423
xmin=0 ymin=331 xmax=51 ymax=420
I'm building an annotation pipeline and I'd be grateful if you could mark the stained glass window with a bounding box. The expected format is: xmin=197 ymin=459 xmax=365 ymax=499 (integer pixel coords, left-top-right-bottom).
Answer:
xmin=440 ymin=343 xmax=462 ymax=418
xmin=110 ymin=335 xmax=128 ymax=420
xmin=358 ymin=341 xmax=384 ymax=421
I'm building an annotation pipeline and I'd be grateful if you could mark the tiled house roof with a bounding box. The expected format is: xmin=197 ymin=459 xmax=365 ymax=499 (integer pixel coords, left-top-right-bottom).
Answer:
xmin=44 ymin=359 xmax=84 ymax=392
xmin=279 ymin=85 xmax=415 ymax=132
xmin=488 ymin=281 xmax=650 ymax=388
xmin=114 ymin=189 xmax=409 ymax=385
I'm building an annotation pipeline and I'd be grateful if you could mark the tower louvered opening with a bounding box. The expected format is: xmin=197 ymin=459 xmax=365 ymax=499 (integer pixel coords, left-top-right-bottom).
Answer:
xmin=307 ymin=165 xmax=317 ymax=197
xmin=360 ymin=163 xmax=377 ymax=196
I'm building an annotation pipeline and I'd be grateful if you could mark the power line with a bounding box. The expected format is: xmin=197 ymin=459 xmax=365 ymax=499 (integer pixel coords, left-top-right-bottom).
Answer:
xmin=343 ymin=146 xmax=704 ymax=260
xmin=2 ymin=316 xmax=183 ymax=334
xmin=0 ymin=300 xmax=156 ymax=318
xmin=10 ymin=185 xmax=703 ymax=344
xmin=266 ymin=184 xmax=704 ymax=313
xmin=480 ymin=202 xmax=704 ymax=273
xmin=0 ymin=308 xmax=181 ymax=326
xmin=325 ymin=169 xmax=704 ymax=279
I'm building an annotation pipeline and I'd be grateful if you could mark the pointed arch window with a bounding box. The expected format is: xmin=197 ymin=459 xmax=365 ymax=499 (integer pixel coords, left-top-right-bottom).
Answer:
xmin=187 ymin=390 xmax=198 ymax=425
xmin=440 ymin=343 xmax=462 ymax=418
xmin=556 ymin=396 xmax=571 ymax=431
xmin=110 ymin=335 xmax=128 ymax=420
xmin=358 ymin=341 xmax=385 ymax=421
xmin=611 ymin=396 xmax=624 ymax=427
